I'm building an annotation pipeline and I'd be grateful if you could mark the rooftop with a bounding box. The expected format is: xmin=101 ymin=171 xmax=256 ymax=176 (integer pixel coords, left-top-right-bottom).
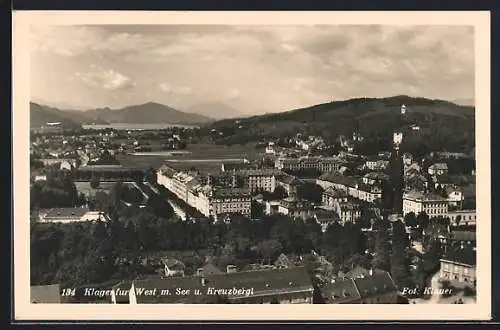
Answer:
xmin=320 ymin=278 xmax=361 ymax=303
xmin=403 ymin=190 xmax=448 ymax=202
xmin=41 ymin=207 xmax=90 ymax=219
xmin=212 ymin=187 xmax=251 ymax=199
xmin=127 ymin=266 xmax=313 ymax=303
xmin=441 ymin=248 xmax=476 ymax=266
xmin=353 ymin=271 xmax=398 ymax=299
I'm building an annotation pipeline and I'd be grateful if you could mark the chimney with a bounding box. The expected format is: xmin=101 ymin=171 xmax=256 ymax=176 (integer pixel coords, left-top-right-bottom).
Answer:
xmin=207 ymin=174 xmax=212 ymax=186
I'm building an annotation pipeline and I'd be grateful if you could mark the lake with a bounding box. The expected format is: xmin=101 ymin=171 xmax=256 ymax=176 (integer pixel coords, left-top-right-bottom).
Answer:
xmin=82 ymin=123 xmax=199 ymax=130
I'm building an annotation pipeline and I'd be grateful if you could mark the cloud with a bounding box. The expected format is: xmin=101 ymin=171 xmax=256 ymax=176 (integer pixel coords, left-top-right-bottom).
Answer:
xmin=75 ymin=66 xmax=134 ymax=90
xmin=31 ymin=24 xmax=474 ymax=112
xmin=176 ymin=86 xmax=193 ymax=95
xmin=228 ymin=89 xmax=242 ymax=99
xmin=157 ymin=83 xmax=192 ymax=95
xmin=158 ymin=82 xmax=171 ymax=92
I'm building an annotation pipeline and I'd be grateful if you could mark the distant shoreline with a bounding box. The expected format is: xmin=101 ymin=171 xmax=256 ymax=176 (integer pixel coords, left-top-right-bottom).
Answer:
xmin=82 ymin=123 xmax=199 ymax=130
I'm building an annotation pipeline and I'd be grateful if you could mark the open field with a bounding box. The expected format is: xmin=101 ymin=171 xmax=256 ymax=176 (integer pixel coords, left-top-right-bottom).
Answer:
xmin=74 ymin=181 xmax=117 ymax=196
xmin=117 ymin=143 xmax=263 ymax=171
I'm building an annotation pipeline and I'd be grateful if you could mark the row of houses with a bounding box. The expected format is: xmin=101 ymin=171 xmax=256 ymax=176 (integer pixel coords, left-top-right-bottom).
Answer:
xmin=316 ymin=174 xmax=383 ymax=203
xmin=32 ymin=264 xmax=402 ymax=304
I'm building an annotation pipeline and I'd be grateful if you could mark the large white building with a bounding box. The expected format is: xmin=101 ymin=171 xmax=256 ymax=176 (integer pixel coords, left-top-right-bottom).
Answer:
xmin=274 ymin=155 xmax=342 ymax=173
xmin=402 ymin=191 xmax=449 ymax=218
xmin=157 ymin=165 xmax=251 ymax=222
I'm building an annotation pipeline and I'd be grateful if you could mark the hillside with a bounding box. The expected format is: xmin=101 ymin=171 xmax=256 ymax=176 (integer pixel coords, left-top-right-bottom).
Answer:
xmin=184 ymin=101 xmax=245 ymax=120
xmin=83 ymin=102 xmax=214 ymax=124
xmin=205 ymin=95 xmax=475 ymax=154
xmin=29 ymin=102 xmax=105 ymax=128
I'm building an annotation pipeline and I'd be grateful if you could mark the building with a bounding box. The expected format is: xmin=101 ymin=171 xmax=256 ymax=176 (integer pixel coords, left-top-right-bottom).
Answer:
xmin=275 ymin=173 xmax=302 ymax=198
xmin=210 ymin=187 xmax=252 ymax=221
xmin=278 ymin=197 xmax=313 ymax=219
xmin=40 ymin=158 xmax=78 ymax=168
xmin=161 ymin=258 xmax=186 ymax=277
xmin=317 ymin=174 xmax=382 ymax=203
xmin=318 ymin=271 xmax=399 ymax=304
xmin=322 ymin=186 xmax=349 ymax=207
xmin=265 ymin=201 xmax=281 ymax=215
xmin=362 ymin=172 xmax=390 ymax=186
xmin=31 ymin=284 xmax=61 ymax=303
xmin=448 ymin=209 xmax=476 ymax=226
xmin=111 ymin=266 xmax=314 ymax=304
xmin=313 ymin=208 xmax=340 ymax=232
xmin=37 ymin=207 xmax=109 ymax=223
xmin=428 ymin=163 xmax=449 ymax=176
xmin=365 ymin=158 xmax=390 ymax=171
xmin=446 ymin=186 xmax=464 ymax=208
xmin=157 ymin=165 xmax=251 ymax=222
xmin=336 ymin=201 xmax=362 ymax=224
xmin=449 ymin=226 xmax=476 ymax=249
xmin=439 ymin=249 xmax=476 ymax=288
xmin=274 ymin=155 xmax=342 ymax=173
xmin=239 ymin=169 xmax=278 ymax=193
xmin=196 ymin=262 xmax=224 ymax=277
xmin=402 ymin=191 xmax=449 ymax=218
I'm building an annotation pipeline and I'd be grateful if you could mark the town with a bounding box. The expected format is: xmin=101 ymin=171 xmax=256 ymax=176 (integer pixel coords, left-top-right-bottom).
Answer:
xmin=30 ymin=102 xmax=477 ymax=305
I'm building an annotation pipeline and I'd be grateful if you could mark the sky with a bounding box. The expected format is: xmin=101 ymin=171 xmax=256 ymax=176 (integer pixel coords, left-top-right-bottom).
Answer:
xmin=30 ymin=24 xmax=474 ymax=114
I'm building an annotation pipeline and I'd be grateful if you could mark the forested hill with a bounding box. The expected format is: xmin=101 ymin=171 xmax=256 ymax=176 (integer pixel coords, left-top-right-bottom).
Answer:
xmin=204 ymin=95 xmax=475 ymax=154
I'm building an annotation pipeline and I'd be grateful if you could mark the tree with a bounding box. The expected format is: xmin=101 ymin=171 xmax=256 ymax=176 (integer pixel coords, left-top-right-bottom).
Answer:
xmin=144 ymin=167 xmax=157 ymax=184
xmin=251 ymin=201 xmax=265 ymax=219
xmin=417 ymin=212 xmax=430 ymax=229
xmin=404 ymin=212 xmax=418 ymax=228
xmin=372 ymin=224 xmax=391 ymax=272
xmin=257 ymin=239 xmax=283 ymax=264
xmin=147 ymin=194 xmax=175 ymax=219
xmin=297 ymin=182 xmax=324 ymax=203
xmin=272 ymin=185 xmax=288 ymax=200
xmin=90 ymin=174 xmax=100 ymax=189
xmin=390 ymin=221 xmax=413 ymax=288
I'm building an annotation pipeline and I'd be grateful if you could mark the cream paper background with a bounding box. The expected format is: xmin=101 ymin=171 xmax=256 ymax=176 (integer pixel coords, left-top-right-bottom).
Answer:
xmin=12 ymin=10 xmax=491 ymax=321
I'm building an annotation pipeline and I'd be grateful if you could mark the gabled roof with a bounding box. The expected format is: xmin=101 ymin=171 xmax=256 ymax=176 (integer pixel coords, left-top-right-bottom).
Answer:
xmin=353 ymin=271 xmax=398 ymax=299
xmin=320 ymin=278 xmax=361 ymax=303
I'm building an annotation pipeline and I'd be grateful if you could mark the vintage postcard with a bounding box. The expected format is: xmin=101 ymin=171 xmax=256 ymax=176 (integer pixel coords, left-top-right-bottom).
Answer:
xmin=13 ymin=10 xmax=491 ymax=321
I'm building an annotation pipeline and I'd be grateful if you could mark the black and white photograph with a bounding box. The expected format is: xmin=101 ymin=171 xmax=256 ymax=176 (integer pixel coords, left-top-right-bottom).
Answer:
xmin=13 ymin=11 xmax=491 ymax=320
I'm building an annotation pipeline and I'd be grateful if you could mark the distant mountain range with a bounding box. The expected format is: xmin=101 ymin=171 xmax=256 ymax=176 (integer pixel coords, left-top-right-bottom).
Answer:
xmin=183 ymin=101 xmax=244 ymax=120
xmin=30 ymin=101 xmax=215 ymax=128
